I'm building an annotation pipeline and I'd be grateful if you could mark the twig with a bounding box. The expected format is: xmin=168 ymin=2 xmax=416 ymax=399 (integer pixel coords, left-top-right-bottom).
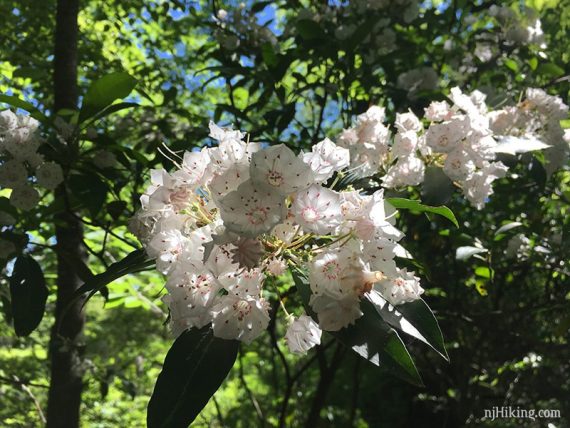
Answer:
xmin=238 ymin=347 xmax=265 ymax=426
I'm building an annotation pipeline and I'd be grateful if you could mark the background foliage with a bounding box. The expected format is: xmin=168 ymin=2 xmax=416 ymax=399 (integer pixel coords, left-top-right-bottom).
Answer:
xmin=1 ymin=0 xmax=569 ymax=426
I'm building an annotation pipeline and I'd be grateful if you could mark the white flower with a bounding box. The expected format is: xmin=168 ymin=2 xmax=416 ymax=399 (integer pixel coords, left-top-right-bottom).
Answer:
xmin=443 ymin=148 xmax=476 ymax=182
xmin=250 ymin=144 xmax=313 ymax=195
xmin=179 ymin=149 xmax=211 ymax=186
xmin=309 ymin=293 xmax=362 ymax=331
xmin=209 ymin=121 xmax=245 ymax=145
xmin=9 ymin=184 xmax=40 ymax=211
xmin=340 ymin=189 xmax=403 ymax=241
xmin=309 ymin=247 xmax=382 ymax=301
xmin=382 ymin=155 xmax=425 ymax=188
xmin=164 ymin=270 xmax=220 ymax=331
xmin=266 ymin=257 xmax=287 ymax=276
xmin=211 ymin=294 xmax=270 ymax=343
xmin=463 ymin=161 xmax=508 ymax=209
xmin=391 ymin=131 xmax=418 ymax=159
xmin=285 ymin=315 xmax=322 ymax=354
xmin=291 ymin=185 xmax=342 ymax=235
xmin=425 ymin=119 xmax=468 ymax=153
xmin=395 ymin=111 xmax=422 ymax=133
xmin=0 ymin=110 xmax=18 ymax=132
xmin=302 ymin=138 xmax=349 ymax=183
xmin=218 ymin=179 xmax=285 ymax=237
xmin=223 ymin=267 xmax=263 ymax=298
xmin=424 ymin=101 xmax=452 ymax=122
xmin=373 ymin=268 xmax=424 ymax=305
xmin=0 ymin=160 xmax=28 ymax=188
xmin=216 ymin=9 xmax=228 ymax=21
xmin=338 ymin=105 xmax=391 ymax=178
xmin=271 ymin=213 xmax=298 ymax=244
xmin=35 ymin=162 xmax=64 ymax=190
xmin=147 ymin=229 xmax=191 ymax=274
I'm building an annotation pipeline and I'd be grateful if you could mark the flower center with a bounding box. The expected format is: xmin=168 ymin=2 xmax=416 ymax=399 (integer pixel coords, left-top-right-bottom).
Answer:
xmin=301 ymin=207 xmax=320 ymax=223
xmin=247 ymin=207 xmax=268 ymax=225
xmin=233 ymin=300 xmax=252 ymax=321
xmin=267 ymin=170 xmax=284 ymax=186
xmin=322 ymin=261 xmax=341 ymax=280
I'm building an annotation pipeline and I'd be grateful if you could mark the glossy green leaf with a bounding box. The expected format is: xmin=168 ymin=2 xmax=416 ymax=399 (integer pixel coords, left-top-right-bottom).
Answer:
xmin=79 ymin=72 xmax=137 ymax=123
xmin=293 ymin=270 xmax=423 ymax=386
xmin=147 ymin=327 xmax=239 ymax=428
xmin=386 ymin=198 xmax=459 ymax=227
xmin=9 ymin=255 xmax=48 ymax=336
xmin=368 ymin=293 xmax=448 ymax=360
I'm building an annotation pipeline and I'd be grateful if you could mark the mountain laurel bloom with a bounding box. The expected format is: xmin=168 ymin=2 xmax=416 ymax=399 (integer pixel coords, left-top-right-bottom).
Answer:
xmin=133 ymin=85 xmax=565 ymax=349
xmin=285 ymin=315 xmax=322 ymax=354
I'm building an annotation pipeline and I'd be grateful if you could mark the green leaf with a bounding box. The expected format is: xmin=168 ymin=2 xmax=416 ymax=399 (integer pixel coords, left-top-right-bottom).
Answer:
xmin=495 ymin=221 xmax=523 ymax=235
xmin=293 ymin=270 xmax=423 ymax=386
xmin=296 ymin=20 xmax=326 ymax=40
xmin=79 ymin=72 xmax=137 ymax=123
xmin=455 ymin=246 xmax=488 ymax=260
xmin=147 ymin=327 xmax=239 ymax=428
xmin=73 ymin=249 xmax=152 ymax=300
xmin=504 ymin=58 xmax=519 ymax=73
xmin=68 ymin=173 xmax=109 ymax=217
xmin=536 ymin=62 xmax=564 ymax=78
xmin=386 ymin=198 xmax=459 ymax=227
xmin=261 ymin=42 xmax=278 ymax=67
xmin=421 ymin=166 xmax=454 ymax=206
xmin=9 ymin=255 xmax=48 ymax=336
xmin=368 ymin=293 xmax=448 ymax=360
xmin=0 ymin=94 xmax=49 ymax=122
xmin=82 ymin=102 xmax=139 ymax=128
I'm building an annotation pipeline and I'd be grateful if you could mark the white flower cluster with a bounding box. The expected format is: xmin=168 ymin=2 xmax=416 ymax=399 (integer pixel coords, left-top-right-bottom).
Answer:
xmin=423 ymin=88 xmax=509 ymax=209
xmin=337 ymin=86 xmax=566 ymax=209
xmin=133 ymin=122 xmax=424 ymax=354
xmin=489 ymin=5 xmax=546 ymax=49
xmin=0 ymin=110 xmax=64 ymax=210
xmin=488 ymin=88 xmax=569 ymax=176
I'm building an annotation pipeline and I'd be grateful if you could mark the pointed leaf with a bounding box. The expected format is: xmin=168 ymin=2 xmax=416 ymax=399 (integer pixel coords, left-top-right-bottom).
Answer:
xmin=79 ymin=72 xmax=137 ymax=122
xmin=386 ymin=197 xmax=458 ymax=227
xmin=367 ymin=293 xmax=448 ymax=360
xmin=0 ymin=94 xmax=49 ymax=122
xmin=292 ymin=270 xmax=423 ymax=386
xmin=9 ymin=255 xmax=48 ymax=336
xmin=147 ymin=327 xmax=239 ymax=428
xmin=455 ymin=246 xmax=488 ymax=260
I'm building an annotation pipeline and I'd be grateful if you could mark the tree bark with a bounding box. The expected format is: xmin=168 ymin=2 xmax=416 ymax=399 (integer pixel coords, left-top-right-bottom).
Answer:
xmin=46 ymin=0 xmax=84 ymax=427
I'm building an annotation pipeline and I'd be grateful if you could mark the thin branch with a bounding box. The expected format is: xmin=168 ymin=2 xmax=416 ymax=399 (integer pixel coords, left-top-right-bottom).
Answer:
xmin=238 ymin=347 xmax=265 ymax=427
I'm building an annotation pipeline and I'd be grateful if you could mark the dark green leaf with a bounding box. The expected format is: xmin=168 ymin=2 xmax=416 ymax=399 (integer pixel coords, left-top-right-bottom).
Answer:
xmin=79 ymin=72 xmax=137 ymax=123
xmin=0 ymin=94 xmax=49 ymax=122
xmin=386 ymin=198 xmax=459 ymax=227
xmin=421 ymin=166 xmax=454 ymax=205
xmin=9 ymin=255 xmax=48 ymax=336
xmin=296 ymin=20 xmax=326 ymax=40
xmin=368 ymin=293 xmax=448 ymax=360
xmin=147 ymin=327 xmax=239 ymax=428
xmin=68 ymin=173 xmax=109 ymax=217
xmin=292 ymin=270 xmax=423 ymax=386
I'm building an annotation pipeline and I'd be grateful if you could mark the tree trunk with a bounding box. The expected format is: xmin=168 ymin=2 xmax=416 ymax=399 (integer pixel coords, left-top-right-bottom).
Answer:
xmin=46 ymin=0 xmax=84 ymax=427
